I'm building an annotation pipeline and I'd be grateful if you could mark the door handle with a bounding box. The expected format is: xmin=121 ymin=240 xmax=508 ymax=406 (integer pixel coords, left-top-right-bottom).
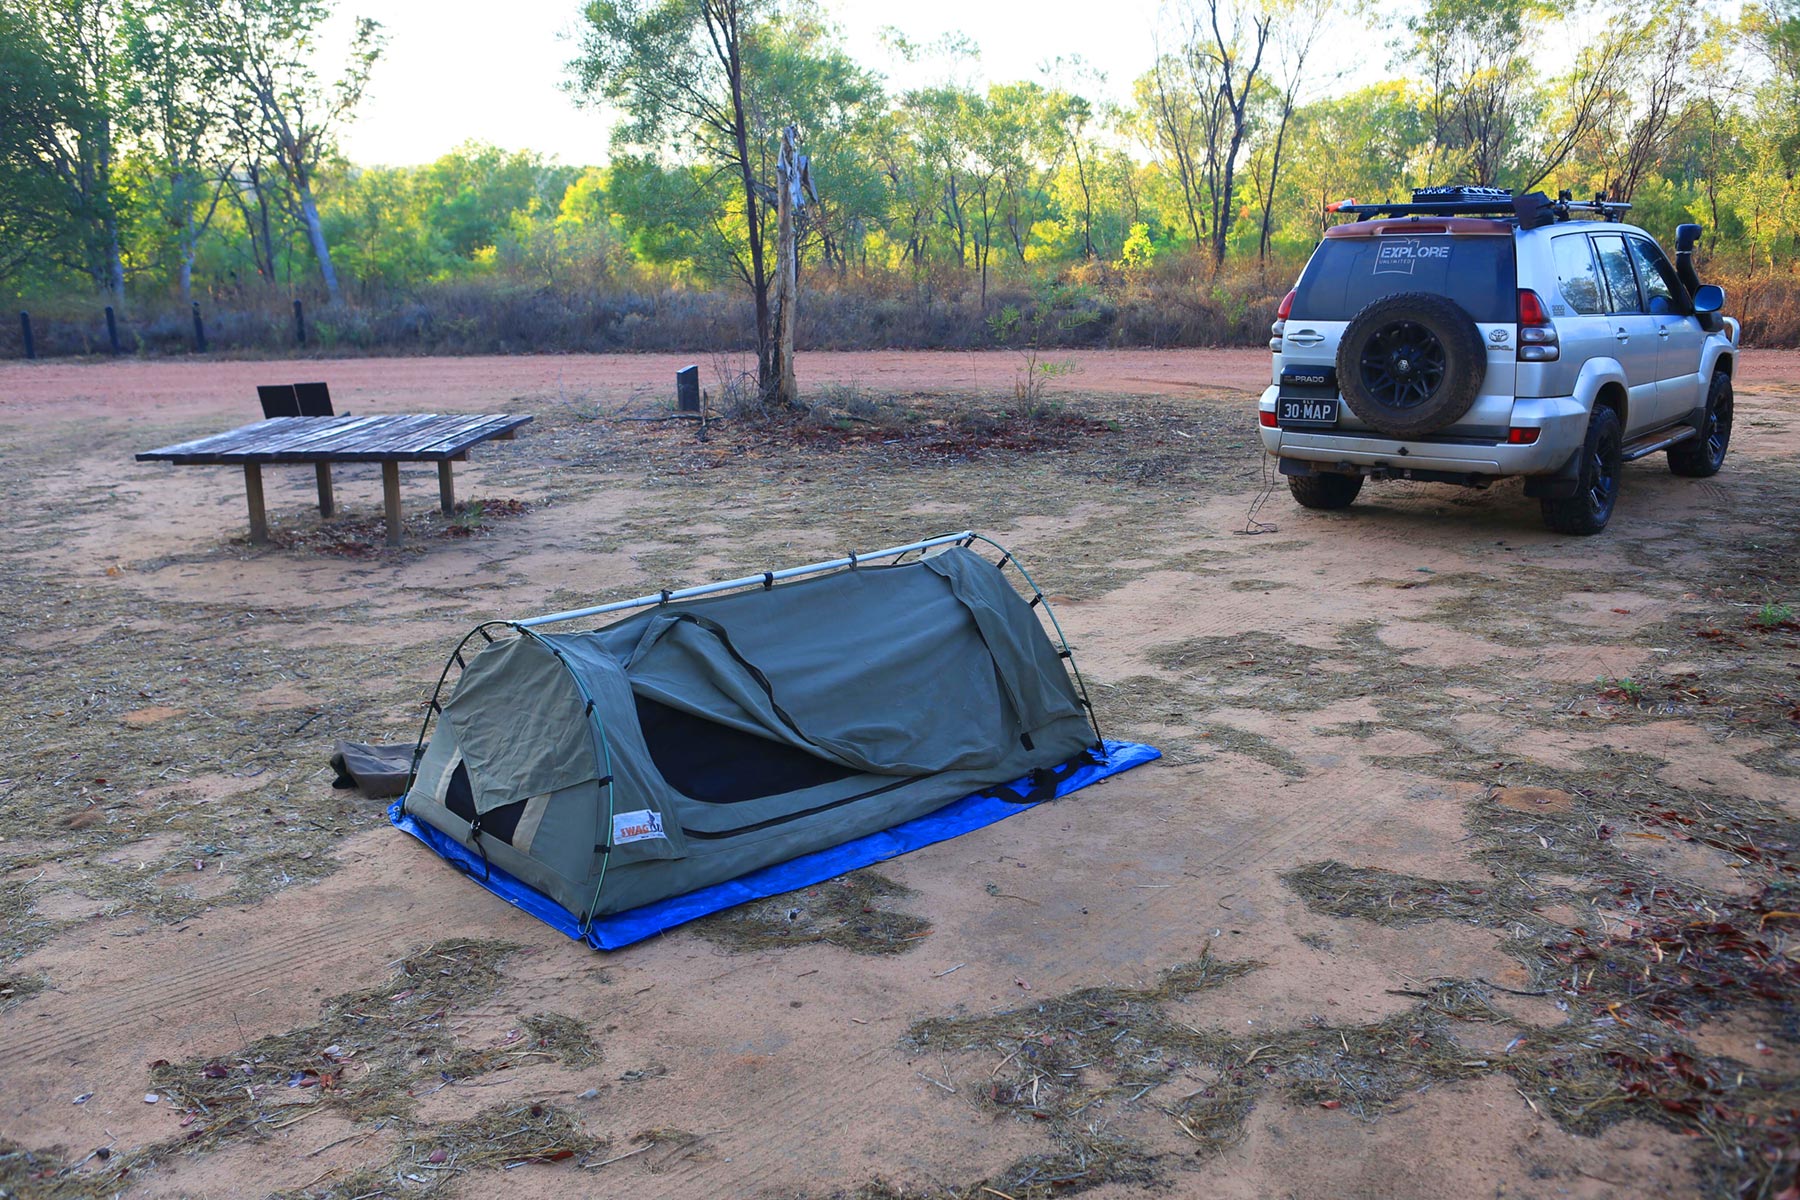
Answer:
xmin=1657 ymin=326 xmax=1671 ymax=339
xmin=1286 ymin=330 xmax=1325 ymax=346
xmin=1614 ymin=328 xmax=1630 ymax=342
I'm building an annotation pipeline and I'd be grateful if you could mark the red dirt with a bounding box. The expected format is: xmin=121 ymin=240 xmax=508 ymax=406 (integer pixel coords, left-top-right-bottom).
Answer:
xmin=1 ymin=348 xmax=1795 ymax=1200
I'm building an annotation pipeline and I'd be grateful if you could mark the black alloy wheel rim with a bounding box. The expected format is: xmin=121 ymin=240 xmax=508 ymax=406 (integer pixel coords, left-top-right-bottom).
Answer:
xmin=1358 ymin=321 xmax=1448 ymax=410
xmin=1589 ymin=427 xmax=1620 ymax=518
xmin=1707 ymin=392 xmax=1733 ymax=464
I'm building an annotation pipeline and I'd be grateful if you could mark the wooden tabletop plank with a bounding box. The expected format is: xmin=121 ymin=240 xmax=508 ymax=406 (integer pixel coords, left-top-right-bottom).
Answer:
xmin=137 ymin=413 xmax=534 ymax=464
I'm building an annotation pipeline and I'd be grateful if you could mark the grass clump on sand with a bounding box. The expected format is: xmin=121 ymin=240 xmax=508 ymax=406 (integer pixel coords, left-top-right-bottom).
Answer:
xmin=1283 ymin=849 xmax=1800 ymax=1198
xmin=270 ymin=1104 xmax=641 ymax=1199
xmin=908 ymin=949 xmax=1263 ymax=1152
xmin=1280 ymin=859 xmax=1549 ymax=930
xmin=148 ymin=939 xmax=523 ymax=1156
xmin=403 ymin=1102 xmax=605 ymax=1172
xmin=844 ymin=1128 xmax=1158 ymax=1200
xmin=0 ymin=972 xmax=46 ymax=1011
xmin=692 ymin=870 xmax=932 ymax=955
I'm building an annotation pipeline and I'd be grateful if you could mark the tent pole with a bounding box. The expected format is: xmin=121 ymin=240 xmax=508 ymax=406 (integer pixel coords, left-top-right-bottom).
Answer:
xmin=515 ymin=530 xmax=975 ymax=629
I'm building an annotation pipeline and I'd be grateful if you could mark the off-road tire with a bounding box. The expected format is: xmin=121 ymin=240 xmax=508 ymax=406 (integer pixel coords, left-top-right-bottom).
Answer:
xmin=1540 ymin=406 xmax=1622 ymax=536
xmin=1336 ymin=292 xmax=1487 ymax=438
xmin=1287 ymin=471 xmax=1364 ymax=510
xmin=1667 ymin=372 xmax=1733 ymax=477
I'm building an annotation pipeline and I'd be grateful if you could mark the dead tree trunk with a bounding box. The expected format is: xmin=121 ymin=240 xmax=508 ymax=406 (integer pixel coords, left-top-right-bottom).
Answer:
xmin=770 ymin=124 xmax=814 ymax=408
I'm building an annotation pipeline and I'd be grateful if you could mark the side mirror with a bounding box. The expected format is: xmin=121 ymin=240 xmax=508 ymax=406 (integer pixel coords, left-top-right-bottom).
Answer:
xmin=1692 ymin=284 xmax=1725 ymax=314
xmin=1676 ymin=223 xmax=1702 ymax=254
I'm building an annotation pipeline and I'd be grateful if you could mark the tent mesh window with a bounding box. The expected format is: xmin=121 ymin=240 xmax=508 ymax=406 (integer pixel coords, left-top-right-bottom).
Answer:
xmin=631 ymin=693 xmax=862 ymax=804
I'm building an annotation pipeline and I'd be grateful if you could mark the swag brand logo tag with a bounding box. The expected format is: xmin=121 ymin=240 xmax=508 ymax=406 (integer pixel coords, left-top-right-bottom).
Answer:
xmin=1373 ymin=239 xmax=1451 ymax=275
xmin=612 ymin=809 xmax=666 ymax=844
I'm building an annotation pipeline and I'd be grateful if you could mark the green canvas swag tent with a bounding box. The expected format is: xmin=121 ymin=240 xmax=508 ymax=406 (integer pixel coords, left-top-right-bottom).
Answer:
xmin=397 ymin=534 xmax=1114 ymax=935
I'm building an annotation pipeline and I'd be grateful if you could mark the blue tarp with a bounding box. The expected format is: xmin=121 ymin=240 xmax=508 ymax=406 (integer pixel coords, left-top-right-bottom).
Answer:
xmin=389 ymin=738 xmax=1159 ymax=950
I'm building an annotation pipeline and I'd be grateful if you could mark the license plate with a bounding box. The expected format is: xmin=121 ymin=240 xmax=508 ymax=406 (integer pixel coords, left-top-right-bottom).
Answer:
xmin=1278 ymin=397 xmax=1339 ymax=427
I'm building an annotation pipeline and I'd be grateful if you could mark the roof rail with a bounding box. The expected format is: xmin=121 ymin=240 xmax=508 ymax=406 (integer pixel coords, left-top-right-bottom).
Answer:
xmin=1330 ymin=187 xmax=1631 ymax=228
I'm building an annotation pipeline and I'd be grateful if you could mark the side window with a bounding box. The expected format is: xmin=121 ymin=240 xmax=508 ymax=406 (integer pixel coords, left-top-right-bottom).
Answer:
xmin=1551 ymin=235 xmax=1605 ymax=315
xmin=1627 ymin=237 xmax=1679 ymax=313
xmin=1592 ymin=235 xmax=1643 ymax=315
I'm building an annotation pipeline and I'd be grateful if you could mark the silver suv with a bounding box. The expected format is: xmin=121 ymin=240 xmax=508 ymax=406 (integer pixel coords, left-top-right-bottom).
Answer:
xmin=1257 ymin=186 xmax=1740 ymax=534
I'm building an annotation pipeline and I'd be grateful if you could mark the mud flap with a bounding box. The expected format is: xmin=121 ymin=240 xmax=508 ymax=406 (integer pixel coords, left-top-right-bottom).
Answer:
xmin=1523 ymin=447 xmax=1582 ymax=499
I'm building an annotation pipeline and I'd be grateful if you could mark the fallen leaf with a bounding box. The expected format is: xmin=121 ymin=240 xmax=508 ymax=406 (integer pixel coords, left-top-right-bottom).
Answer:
xmin=1319 ymin=1100 xmax=1342 ymax=1109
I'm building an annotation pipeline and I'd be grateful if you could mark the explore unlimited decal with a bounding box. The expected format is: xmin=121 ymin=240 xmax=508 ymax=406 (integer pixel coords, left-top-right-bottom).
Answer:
xmin=1373 ymin=238 xmax=1452 ymax=275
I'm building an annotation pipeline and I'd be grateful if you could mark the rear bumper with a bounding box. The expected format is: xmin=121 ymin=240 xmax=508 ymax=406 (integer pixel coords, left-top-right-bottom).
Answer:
xmin=1256 ymin=386 xmax=1587 ymax=477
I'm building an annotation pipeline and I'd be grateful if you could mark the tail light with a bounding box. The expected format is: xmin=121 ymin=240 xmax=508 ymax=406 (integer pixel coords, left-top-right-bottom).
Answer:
xmin=1271 ymin=288 xmax=1297 ymax=350
xmin=1259 ymin=410 xmax=1278 ymax=427
xmin=1507 ymin=427 xmax=1540 ymax=444
xmin=1517 ymin=289 xmax=1559 ymax=362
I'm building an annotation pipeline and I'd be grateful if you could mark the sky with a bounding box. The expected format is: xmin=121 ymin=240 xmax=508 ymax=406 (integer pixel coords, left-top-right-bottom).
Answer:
xmin=334 ymin=0 xmax=1270 ymax=168
xmin=323 ymin=0 xmax=1719 ymax=170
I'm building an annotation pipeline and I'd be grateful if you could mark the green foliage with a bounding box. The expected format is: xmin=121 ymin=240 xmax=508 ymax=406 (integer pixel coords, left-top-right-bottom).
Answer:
xmin=1118 ymin=222 xmax=1155 ymax=270
xmin=7 ymin=0 xmax=1800 ymax=334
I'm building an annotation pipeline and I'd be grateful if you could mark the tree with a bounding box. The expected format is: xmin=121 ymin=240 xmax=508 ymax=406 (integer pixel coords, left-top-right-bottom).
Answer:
xmin=1593 ymin=11 xmax=1698 ymax=201
xmin=1 ymin=0 xmax=131 ymax=297
xmin=1134 ymin=53 xmax=1213 ymax=248
xmin=193 ymin=0 xmax=383 ymax=304
xmin=1722 ymin=0 xmax=1800 ymax=263
xmin=1406 ymin=0 xmax=1540 ymax=186
xmin=0 ymin=5 xmax=85 ymax=283
xmin=1190 ymin=0 xmax=1270 ymax=265
xmin=569 ymin=0 xmax=877 ymax=401
xmin=121 ymin=0 xmax=234 ymax=303
xmin=1252 ymin=0 xmax=1332 ymax=264
xmin=570 ymin=0 xmax=778 ymax=394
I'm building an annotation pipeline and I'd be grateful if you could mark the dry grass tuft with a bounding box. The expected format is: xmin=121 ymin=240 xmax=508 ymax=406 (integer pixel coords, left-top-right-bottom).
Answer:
xmin=150 ymin=939 xmax=521 ymax=1147
xmin=404 ymin=1102 xmax=604 ymax=1172
xmin=692 ymin=870 xmax=932 ymax=955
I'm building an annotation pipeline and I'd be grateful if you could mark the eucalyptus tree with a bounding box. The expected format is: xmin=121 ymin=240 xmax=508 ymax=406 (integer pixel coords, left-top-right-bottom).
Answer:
xmin=0 ymin=5 xmax=83 ymax=283
xmin=570 ymin=0 xmax=877 ymax=398
xmin=1 ymin=0 xmax=131 ymax=296
xmin=120 ymin=0 xmax=234 ymax=303
xmin=1252 ymin=0 xmax=1332 ymax=263
xmin=192 ymin=0 xmax=383 ymax=304
xmin=1197 ymin=0 xmax=1269 ymax=265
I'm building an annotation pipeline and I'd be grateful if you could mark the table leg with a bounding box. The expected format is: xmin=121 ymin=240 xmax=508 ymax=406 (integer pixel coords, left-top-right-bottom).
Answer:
xmin=382 ymin=461 xmax=403 ymax=547
xmin=315 ymin=463 xmax=335 ymax=517
xmin=438 ymin=461 xmax=456 ymax=516
xmin=244 ymin=463 xmax=268 ymax=545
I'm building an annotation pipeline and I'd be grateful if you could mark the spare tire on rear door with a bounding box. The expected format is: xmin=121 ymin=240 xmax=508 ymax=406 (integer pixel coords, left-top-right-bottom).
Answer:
xmin=1335 ymin=292 xmax=1487 ymax=438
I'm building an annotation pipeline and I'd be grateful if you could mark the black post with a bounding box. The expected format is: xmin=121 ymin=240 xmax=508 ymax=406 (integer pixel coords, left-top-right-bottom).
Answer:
xmin=191 ymin=301 xmax=207 ymax=353
xmin=676 ymin=364 xmax=700 ymax=413
xmin=19 ymin=311 xmax=34 ymax=360
xmin=293 ymin=298 xmax=306 ymax=346
xmin=105 ymin=305 xmax=121 ymax=354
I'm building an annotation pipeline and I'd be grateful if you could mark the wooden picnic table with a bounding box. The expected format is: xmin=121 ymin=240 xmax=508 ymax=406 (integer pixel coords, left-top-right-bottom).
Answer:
xmin=136 ymin=412 xmax=533 ymax=547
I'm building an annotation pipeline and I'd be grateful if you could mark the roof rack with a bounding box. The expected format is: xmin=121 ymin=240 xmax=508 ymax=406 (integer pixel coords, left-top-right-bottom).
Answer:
xmin=1330 ymin=187 xmax=1631 ymax=228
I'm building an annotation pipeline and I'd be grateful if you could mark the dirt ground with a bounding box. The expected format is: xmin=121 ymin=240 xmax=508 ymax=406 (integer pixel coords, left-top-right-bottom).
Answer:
xmin=1 ymin=347 xmax=1796 ymax=1200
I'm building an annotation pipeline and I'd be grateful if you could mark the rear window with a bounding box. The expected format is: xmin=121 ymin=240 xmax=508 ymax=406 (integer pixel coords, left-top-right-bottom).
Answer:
xmin=1292 ymin=234 xmax=1517 ymax=323
xmin=1551 ymin=234 xmax=1606 ymax=315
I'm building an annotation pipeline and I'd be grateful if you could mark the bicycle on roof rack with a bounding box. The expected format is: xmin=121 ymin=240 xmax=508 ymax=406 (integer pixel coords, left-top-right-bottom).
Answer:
xmin=1328 ymin=186 xmax=1632 ymax=228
